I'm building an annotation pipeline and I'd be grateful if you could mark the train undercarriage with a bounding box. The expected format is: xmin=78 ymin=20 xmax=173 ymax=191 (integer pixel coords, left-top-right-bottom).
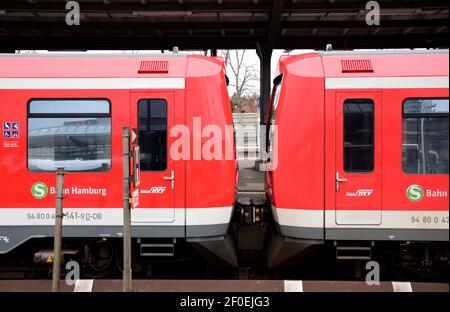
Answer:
xmin=0 ymin=199 xmax=448 ymax=282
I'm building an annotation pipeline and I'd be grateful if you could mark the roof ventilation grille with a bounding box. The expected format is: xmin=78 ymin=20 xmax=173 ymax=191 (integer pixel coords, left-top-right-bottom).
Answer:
xmin=341 ymin=59 xmax=374 ymax=73
xmin=138 ymin=60 xmax=169 ymax=74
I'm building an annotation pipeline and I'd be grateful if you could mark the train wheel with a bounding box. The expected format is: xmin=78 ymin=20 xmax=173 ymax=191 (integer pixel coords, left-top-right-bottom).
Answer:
xmin=81 ymin=241 xmax=116 ymax=279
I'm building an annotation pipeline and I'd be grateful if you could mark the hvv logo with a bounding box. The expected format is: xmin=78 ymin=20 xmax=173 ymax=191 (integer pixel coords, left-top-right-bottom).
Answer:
xmin=346 ymin=189 xmax=374 ymax=197
xmin=141 ymin=187 xmax=167 ymax=194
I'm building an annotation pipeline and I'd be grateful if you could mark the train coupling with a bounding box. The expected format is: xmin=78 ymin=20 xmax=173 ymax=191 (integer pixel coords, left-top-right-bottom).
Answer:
xmin=237 ymin=198 xmax=266 ymax=224
xmin=33 ymin=249 xmax=79 ymax=265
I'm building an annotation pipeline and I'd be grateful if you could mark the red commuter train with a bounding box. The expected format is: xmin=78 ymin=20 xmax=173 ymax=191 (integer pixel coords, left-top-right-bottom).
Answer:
xmin=266 ymin=50 xmax=449 ymax=274
xmin=0 ymin=50 xmax=448 ymax=278
xmin=0 ymin=53 xmax=238 ymax=273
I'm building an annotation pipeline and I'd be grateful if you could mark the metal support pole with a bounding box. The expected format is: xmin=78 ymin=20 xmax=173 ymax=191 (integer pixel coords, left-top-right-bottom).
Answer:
xmin=52 ymin=167 xmax=65 ymax=292
xmin=258 ymin=48 xmax=272 ymax=127
xmin=122 ymin=127 xmax=132 ymax=292
xmin=256 ymin=45 xmax=272 ymax=165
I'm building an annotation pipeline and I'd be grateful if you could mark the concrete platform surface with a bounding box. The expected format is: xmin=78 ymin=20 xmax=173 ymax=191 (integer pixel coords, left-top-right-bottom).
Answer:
xmin=0 ymin=280 xmax=447 ymax=293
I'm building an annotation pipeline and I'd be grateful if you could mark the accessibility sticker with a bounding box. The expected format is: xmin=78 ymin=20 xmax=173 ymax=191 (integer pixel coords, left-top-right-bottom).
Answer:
xmin=3 ymin=121 xmax=20 ymax=143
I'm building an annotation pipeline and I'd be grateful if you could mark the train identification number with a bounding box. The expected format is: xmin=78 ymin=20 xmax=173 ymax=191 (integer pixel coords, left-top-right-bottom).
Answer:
xmin=26 ymin=212 xmax=103 ymax=222
xmin=410 ymin=216 xmax=449 ymax=224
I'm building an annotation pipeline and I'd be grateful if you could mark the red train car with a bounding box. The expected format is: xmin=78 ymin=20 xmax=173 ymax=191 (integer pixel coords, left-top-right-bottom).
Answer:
xmin=0 ymin=53 xmax=238 ymax=271
xmin=266 ymin=50 xmax=449 ymax=271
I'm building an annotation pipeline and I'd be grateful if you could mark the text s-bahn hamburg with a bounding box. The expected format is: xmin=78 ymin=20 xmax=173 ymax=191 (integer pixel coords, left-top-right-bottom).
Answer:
xmin=265 ymin=50 xmax=449 ymax=275
xmin=0 ymin=54 xmax=238 ymax=275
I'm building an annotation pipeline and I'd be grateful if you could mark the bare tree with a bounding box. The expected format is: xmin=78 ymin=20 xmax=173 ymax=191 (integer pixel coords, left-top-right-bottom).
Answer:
xmin=220 ymin=50 xmax=259 ymax=111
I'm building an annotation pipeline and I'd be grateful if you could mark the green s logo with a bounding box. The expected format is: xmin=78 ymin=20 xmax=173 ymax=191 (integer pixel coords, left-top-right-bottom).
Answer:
xmin=31 ymin=182 xmax=48 ymax=199
xmin=406 ymin=184 xmax=424 ymax=202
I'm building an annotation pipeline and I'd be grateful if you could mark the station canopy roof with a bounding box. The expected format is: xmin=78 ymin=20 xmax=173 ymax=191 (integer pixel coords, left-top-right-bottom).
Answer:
xmin=0 ymin=0 xmax=448 ymax=51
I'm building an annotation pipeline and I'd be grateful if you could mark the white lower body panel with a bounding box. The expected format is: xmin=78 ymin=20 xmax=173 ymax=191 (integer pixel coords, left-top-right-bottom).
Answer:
xmin=272 ymin=206 xmax=449 ymax=230
xmin=0 ymin=207 xmax=233 ymax=227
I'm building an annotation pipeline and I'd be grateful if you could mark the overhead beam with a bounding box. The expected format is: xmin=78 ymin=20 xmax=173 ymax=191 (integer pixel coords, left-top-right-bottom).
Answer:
xmin=0 ymin=2 xmax=272 ymax=13
xmin=277 ymin=34 xmax=449 ymax=50
xmin=1 ymin=19 xmax=448 ymax=31
xmin=284 ymin=0 xmax=449 ymax=11
xmin=2 ymin=0 xmax=447 ymax=13
xmin=0 ymin=34 xmax=447 ymax=50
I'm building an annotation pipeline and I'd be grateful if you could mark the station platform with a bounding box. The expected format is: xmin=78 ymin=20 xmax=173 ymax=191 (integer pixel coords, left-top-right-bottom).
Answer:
xmin=237 ymin=159 xmax=265 ymax=193
xmin=0 ymin=280 xmax=447 ymax=293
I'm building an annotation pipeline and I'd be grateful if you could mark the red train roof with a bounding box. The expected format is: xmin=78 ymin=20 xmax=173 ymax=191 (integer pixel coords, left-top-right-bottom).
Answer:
xmin=0 ymin=53 xmax=225 ymax=79
xmin=278 ymin=50 xmax=449 ymax=79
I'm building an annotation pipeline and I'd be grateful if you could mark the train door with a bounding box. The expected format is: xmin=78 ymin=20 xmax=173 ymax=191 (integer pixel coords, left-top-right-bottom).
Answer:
xmin=335 ymin=92 xmax=382 ymax=225
xmin=130 ymin=91 xmax=176 ymax=223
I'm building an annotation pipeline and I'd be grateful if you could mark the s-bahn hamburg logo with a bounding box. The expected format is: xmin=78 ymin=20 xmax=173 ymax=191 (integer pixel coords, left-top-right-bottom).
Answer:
xmin=406 ymin=184 xmax=424 ymax=202
xmin=31 ymin=182 xmax=49 ymax=199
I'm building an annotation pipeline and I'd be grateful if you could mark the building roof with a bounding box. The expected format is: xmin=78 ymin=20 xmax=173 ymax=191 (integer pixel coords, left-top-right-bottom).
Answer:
xmin=0 ymin=0 xmax=448 ymax=51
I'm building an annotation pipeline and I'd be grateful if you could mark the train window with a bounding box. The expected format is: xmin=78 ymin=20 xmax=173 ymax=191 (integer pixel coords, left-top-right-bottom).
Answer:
xmin=29 ymin=100 xmax=110 ymax=114
xmin=27 ymin=99 xmax=111 ymax=172
xmin=138 ymin=99 xmax=167 ymax=171
xmin=343 ymin=99 xmax=374 ymax=173
xmin=402 ymin=99 xmax=449 ymax=174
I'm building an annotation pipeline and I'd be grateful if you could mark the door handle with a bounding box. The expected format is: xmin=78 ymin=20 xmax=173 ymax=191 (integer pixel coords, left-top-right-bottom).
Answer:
xmin=163 ymin=170 xmax=175 ymax=190
xmin=336 ymin=172 xmax=348 ymax=192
